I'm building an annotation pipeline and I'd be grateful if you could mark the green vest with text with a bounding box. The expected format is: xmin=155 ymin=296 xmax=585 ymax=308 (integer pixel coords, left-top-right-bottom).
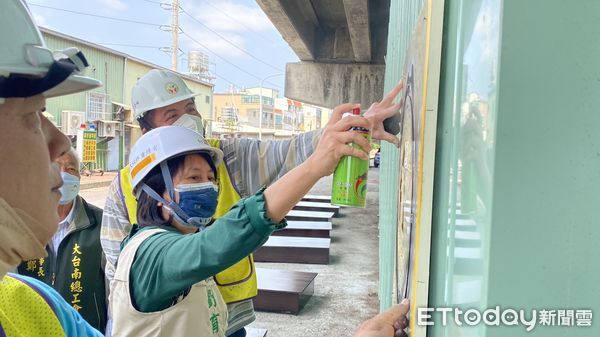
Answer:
xmin=17 ymin=199 xmax=107 ymax=333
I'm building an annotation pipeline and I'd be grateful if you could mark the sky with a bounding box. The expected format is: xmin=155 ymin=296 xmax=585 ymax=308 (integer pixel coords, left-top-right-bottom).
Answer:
xmin=27 ymin=0 xmax=299 ymax=94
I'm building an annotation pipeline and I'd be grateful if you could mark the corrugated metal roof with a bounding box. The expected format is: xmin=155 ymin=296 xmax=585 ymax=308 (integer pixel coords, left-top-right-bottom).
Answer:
xmin=40 ymin=27 xmax=214 ymax=88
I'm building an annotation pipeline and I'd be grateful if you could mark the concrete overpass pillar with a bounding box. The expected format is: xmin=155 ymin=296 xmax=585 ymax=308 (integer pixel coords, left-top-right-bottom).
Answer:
xmin=285 ymin=62 xmax=385 ymax=110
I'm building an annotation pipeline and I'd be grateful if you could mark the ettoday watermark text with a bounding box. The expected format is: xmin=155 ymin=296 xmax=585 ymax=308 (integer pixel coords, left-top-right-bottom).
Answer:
xmin=417 ymin=307 xmax=592 ymax=332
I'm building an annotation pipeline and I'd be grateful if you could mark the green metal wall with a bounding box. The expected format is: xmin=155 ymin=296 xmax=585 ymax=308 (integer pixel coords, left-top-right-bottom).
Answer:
xmin=382 ymin=1 xmax=600 ymax=335
xmin=429 ymin=0 xmax=600 ymax=336
xmin=488 ymin=1 xmax=600 ymax=336
xmin=379 ymin=0 xmax=425 ymax=311
xmin=123 ymin=59 xmax=152 ymax=109
xmin=43 ymin=32 xmax=125 ymax=125
xmin=43 ymin=32 xmax=125 ymax=171
xmin=39 ymin=32 xmax=213 ymax=171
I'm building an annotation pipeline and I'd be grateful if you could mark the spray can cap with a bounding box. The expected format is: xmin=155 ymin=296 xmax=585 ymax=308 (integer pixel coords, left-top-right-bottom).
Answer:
xmin=352 ymin=106 xmax=361 ymax=115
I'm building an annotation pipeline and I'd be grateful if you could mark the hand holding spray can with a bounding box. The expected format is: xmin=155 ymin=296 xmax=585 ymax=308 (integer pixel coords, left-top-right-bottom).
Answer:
xmin=331 ymin=107 xmax=371 ymax=208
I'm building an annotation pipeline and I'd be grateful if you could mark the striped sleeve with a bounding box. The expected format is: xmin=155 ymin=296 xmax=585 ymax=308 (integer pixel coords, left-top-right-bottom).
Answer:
xmin=100 ymin=177 xmax=133 ymax=283
xmin=222 ymin=129 xmax=323 ymax=197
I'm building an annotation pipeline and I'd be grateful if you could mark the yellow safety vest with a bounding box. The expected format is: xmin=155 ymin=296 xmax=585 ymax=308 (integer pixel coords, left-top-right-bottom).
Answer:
xmin=119 ymin=139 xmax=257 ymax=303
xmin=0 ymin=275 xmax=65 ymax=337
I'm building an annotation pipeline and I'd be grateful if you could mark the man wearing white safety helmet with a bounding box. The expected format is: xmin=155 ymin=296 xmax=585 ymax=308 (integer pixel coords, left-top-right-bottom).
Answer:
xmin=0 ymin=0 xmax=103 ymax=335
xmin=101 ymin=69 xmax=404 ymax=336
xmin=132 ymin=69 xmax=206 ymax=135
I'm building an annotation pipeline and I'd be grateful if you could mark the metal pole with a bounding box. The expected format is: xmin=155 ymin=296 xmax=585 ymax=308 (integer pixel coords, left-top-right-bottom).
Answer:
xmin=122 ymin=56 xmax=127 ymax=169
xmin=259 ymin=82 xmax=263 ymax=140
xmin=171 ymin=0 xmax=179 ymax=71
xmin=208 ymin=85 xmax=214 ymax=138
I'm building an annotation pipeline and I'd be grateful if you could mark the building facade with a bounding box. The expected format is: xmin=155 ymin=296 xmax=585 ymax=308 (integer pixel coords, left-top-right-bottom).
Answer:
xmin=41 ymin=28 xmax=213 ymax=171
xmin=213 ymin=87 xmax=329 ymax=139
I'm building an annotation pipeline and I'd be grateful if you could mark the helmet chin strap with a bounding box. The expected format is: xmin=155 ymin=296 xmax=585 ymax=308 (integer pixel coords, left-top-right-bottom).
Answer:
xmin=141 ymin=183 xmax=190 ymax=226
xmin=140 ymin=161 xmax=192 ymax=227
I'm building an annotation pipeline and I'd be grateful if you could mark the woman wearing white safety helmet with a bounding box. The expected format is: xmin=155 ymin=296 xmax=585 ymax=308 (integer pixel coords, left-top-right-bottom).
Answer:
xmin=0 ymin=1 xmax=103 ymax=336
xmin=109 ymin=107 xmax=375 ymax=336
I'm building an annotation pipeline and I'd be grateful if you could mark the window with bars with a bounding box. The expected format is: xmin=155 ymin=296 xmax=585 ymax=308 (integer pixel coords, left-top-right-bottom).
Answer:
xmin=87 ymin=92 xmax=108 ymax=121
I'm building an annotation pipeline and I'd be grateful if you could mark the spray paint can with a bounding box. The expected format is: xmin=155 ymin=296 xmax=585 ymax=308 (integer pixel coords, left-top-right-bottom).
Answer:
xmin=331 ymin=107 xmax=371 ymax=208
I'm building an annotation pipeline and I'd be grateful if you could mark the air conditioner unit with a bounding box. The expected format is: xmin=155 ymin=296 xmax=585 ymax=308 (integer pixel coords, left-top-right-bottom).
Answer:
xmin=97 ymin=121 xmax=117 ymax=138
xmin=61 ymin=111 xmax=84 ymax=136
xmin=113 ymin=110 xmax=124 ymax=122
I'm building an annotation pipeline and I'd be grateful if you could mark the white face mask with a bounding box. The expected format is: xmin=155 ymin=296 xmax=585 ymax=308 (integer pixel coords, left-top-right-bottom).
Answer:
xmin=173 ymin=114 xmax=204 ymax=135
xmin=59 ymin=172 xmax=80 ymax=205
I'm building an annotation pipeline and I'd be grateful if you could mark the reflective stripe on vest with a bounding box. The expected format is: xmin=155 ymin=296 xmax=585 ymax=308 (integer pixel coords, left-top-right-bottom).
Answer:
xmin=0 ymin=275 xmax=65 ymax=337
xmin=119 ymin=165 xmax=138 ymax=225
xmin=119 ymin=139 xmax=257 ymax=303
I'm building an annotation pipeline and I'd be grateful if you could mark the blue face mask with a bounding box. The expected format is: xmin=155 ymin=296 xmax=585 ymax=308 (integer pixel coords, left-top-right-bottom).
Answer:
xmin=59 ymin=172 xmax=80 ymax=205
xmin=140 ymin=161 xmax=218 ymax=230
xmin=174 ymin=182 xmax=219 ymax=227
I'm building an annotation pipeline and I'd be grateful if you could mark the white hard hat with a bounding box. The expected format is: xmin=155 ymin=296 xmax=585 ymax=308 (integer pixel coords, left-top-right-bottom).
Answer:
xmin=0 ymin=1 xmax=102 ymax=98
xmin=129 ymin=125 xmax=223 ymax=191
xmin=132 ymin=69 xmax=200 ymax=119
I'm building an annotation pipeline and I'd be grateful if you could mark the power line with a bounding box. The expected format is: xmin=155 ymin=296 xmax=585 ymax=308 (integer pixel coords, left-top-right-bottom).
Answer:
xmin=96 ymin=43 xmax=162 ymax=49
xmin=209 ymin=71 xmax=238 ymax=88
xmin=27 ymin=3 xmax=161 ymax=27
xmin=180 ymin=8 xmax=283 ymax=72
xmin=137 ymin=0 xmax=284 ymax=72
xmin=28 ymin=1 xmax=282 ymax=90
xmin=139 ymin=0 xmax=285 ymax=49
xmin=135 ymin=0 xmax=281 ymax=87
xmin=181 ymin=30 xmax=281 ymax=89
xmin=198 ymin=0 xmax=285 ymax=47
xmin=97 ymin=41 xmax=240 ymax=87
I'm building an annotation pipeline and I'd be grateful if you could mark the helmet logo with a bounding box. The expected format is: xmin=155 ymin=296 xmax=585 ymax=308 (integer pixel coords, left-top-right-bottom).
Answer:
xmin=165 ymin=82 xmax=179 ymax=95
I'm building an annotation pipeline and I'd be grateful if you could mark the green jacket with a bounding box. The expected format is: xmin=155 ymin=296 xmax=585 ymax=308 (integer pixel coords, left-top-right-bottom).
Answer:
xmin=123 ymin=188 xmax=286 ymax=312
xmin=18 ymin=197 xmax=107 ymax=333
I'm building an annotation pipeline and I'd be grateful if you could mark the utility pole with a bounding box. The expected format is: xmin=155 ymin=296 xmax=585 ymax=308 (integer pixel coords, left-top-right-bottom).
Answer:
xmin=171 ymin=0 xmax=179 ymax=71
